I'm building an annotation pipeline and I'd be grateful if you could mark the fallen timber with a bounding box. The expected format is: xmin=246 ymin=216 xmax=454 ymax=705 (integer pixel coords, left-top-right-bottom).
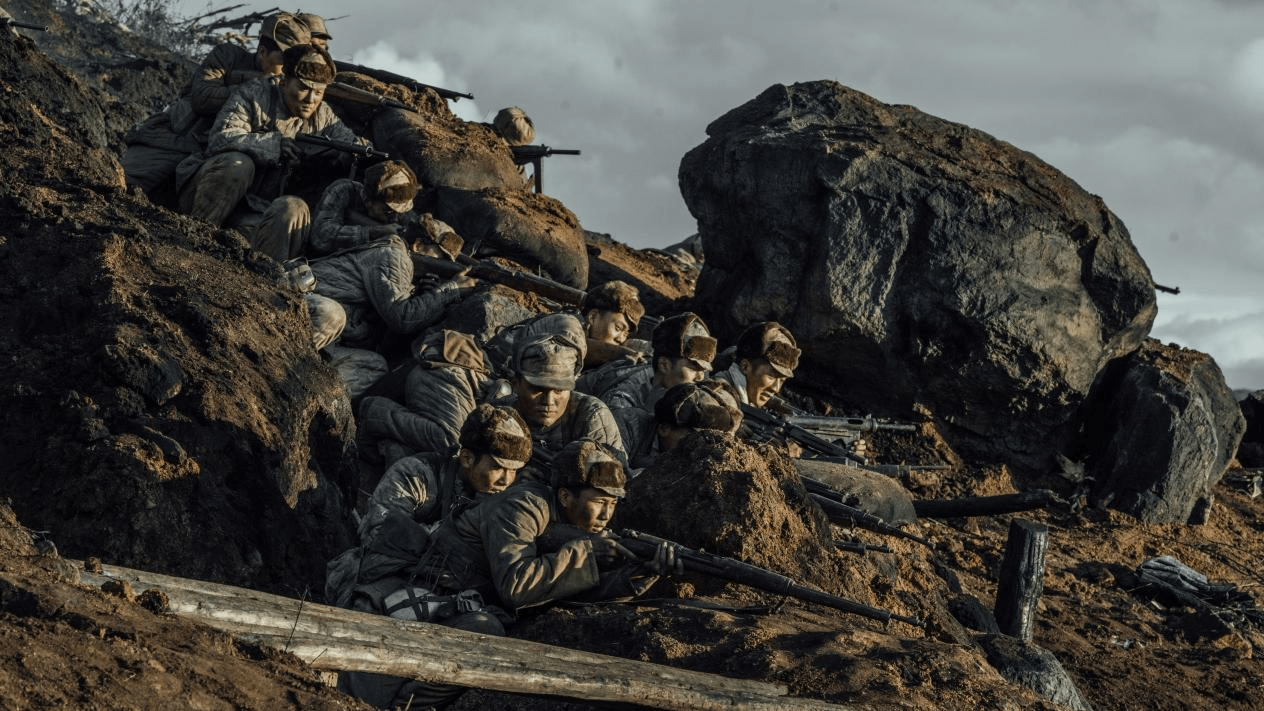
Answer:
xmin=78 ymin=562 xmax=849 ymax=711
xmin=913 ymin=489 xmax=1060 ymax=519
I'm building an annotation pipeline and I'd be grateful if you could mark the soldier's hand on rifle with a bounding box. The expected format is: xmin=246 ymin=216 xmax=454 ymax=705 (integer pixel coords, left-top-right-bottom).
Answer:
xmin=447 ymin=272 xmax=478 ymax=291
xmin=279 ymin=137 xmax=303 ymax=164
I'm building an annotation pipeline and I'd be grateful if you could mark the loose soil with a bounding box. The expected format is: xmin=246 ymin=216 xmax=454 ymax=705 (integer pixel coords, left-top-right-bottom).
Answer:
xmin=0 ymin=3 xmax=1260 ymax=711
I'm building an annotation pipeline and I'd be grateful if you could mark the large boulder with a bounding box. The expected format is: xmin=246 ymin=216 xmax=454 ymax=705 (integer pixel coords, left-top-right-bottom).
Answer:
xmin=680 ymin=81 xmax=1156 ymax=472
xmin=1082 ymin=340 xmax=1245 ymax=523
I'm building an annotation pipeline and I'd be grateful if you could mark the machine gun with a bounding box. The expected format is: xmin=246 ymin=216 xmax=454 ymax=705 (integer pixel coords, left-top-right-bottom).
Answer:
xmin=511 ymin=144 xmax=581 ymax=194
xmin=615 ymin=529 xmax=923 ymax=627
xmin=335 ymin=59 xmax=473 ymax=101
xmin=739 ymin=403 xmax=867 ymax=465
xmin=1 ymin=17 xmax=48 ymax=31
xmin=783 ymin=414 xmax=918 ymax=443
xmin=409 ymin=250 xmax=587 ymax=307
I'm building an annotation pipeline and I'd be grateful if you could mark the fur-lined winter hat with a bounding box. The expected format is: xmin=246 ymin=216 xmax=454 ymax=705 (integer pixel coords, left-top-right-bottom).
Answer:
xmin=363 ymin=160 xmax=418 ymax=214
xmin=655 ymin=380 xmax=742 ymax=434
xmin=651 ymin=312 xmax=717 ymax=371
xmin=282 ymin=44 xmax=337 ymax=89
xmin=735 ymin=321 xmax=800 ymax=377
xmin=458 ymin=404 xmax=532 ymax=468
xmin=552 ymin=439 xmax=626 ymax=497
xmin=493 ymin=107 xmax=535 ymax=146
xmin=583 ymin=280 xmax=645 ymax=330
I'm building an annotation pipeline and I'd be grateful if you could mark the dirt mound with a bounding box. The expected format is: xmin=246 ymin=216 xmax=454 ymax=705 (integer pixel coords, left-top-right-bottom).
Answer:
xmin=0 ymin=17 xmax=356 ymax=596
xmin=0 ymin=502 xmax=367 ymax=710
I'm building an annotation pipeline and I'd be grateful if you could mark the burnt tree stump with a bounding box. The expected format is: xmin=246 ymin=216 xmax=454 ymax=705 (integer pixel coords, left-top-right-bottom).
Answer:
xmin=994 ymin=518 xmax=1049 ymax=642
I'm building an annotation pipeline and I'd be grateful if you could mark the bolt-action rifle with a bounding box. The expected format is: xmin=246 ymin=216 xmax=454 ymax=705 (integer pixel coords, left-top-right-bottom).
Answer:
xmin=798 ymin=475 xmax=933 ymax=549
xmin=409 ymin=250 xmax=587 ymax=307
xmin=335 ymin=59 xmax=473 ymax=101
xmin=615 ymin=529 xmax=923 ymax=627
xmin=326 ymin=81 xmax=417 ymax=114
xmin=511 ymin=145 xmax=581 ymax=194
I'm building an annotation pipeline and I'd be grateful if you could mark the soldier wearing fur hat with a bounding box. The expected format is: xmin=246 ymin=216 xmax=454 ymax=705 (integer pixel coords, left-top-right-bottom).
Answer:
xmin=713 ymin=321 xmax=801 ymax=409
xmin=358 ymin=403 xmax=531 ymax=546
xmin=176 ymin=44 xmax=372 ymax=262
xmin=581 ymin=280 xmax=646 ymax=369
xmin=601 ymin=313 xmax=719 ymax=469
xmin=121 ymin=12 xmax=312 ymax=201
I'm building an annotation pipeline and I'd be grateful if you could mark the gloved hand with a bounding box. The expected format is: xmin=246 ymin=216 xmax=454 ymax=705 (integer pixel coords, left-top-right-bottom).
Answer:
xmin=279 ymin=137 xmax=302 ymax=163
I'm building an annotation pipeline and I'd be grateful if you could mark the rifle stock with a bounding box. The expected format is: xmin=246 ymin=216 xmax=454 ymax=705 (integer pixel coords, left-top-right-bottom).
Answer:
xmin=327 ymin=81 xmax=416 ymax=113
xmin=616 ymin=529 xmax=923 ymax=628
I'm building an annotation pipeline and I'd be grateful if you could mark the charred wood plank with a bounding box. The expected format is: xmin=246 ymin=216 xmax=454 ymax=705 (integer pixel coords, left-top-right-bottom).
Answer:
xmin=913 ymin=490 xmax=1058 ymax=519
xmin=992 ymin=519 xmax=1049 ymax=642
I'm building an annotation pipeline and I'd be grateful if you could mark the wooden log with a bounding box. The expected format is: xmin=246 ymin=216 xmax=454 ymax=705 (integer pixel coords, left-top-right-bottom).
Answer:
xmin=913 ymin=490 xmax=1058 ymax=519
xmin=992 ymin=519 xmax=1049 ymax=642
xmin=77 ymin=562 xmax=846 ymax=711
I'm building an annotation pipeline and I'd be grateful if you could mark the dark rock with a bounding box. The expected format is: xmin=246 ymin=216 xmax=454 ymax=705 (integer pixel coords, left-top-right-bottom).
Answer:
xmin=1236 ymin=390 xmax=1264 ymax=466
xmin=979 ymin=634 xmax=1093 ymax=711
xmin=679 ymin=81 xmax=1155 ymax=473
xmin=948 ymin=593 xmax=1000 ymax=634
xmin=1083 ymin=340 xmax=1244 ymax=523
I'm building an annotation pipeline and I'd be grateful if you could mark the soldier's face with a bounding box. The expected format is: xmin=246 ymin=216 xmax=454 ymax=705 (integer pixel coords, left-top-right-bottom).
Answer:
xmin=585 ymin=310 xmax=630 ymax=345
xmin=655 ymin=356 xmax=707 ymax=390
xmin=558 ymin=487 xmax=619 ymax=534
xmin=282 ymin=78 xmax=325 ymax=119
xmin=459 ymin=451 xmax=520 ymax=495
xmin=513 ymin=379 xmax=571 ymax=429
xmin=256 ymin=47 xmax=284 ymax=75
xmin=739 ymin=359 xmax=788 ymax=408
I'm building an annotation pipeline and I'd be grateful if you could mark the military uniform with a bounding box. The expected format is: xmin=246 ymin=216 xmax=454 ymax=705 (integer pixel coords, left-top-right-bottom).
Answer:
xmin=357 ymin=331 xmax=494 ymax=465
xmin=492 ymin=388 xmax=625 ymax=483
xmin=121 ymin=13 xmax=310 ymax=198
xmin=176 ymin=48 xmax=364 ymax=262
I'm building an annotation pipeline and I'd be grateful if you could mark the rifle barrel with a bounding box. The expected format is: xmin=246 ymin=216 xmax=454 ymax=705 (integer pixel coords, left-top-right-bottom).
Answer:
xmin=619 ymin=529 xmax=923 ymax=627
xmin=1 ymin=18 xmax=47 ymax=31
xmin=785 ymin=415 xmax=918 ymax=433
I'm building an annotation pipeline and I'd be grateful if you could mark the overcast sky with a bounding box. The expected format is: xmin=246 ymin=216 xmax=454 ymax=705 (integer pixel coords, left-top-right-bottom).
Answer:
xmin=174 ymin=0 xmax=1264 ymax=389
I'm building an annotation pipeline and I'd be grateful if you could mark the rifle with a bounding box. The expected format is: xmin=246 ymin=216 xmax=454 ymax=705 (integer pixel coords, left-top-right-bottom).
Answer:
xmin=1 ymin=17 xmax=48 ymax=31
xmin=335 ymin=59 xmax=473 ymax=101
xmin=511 ymin=145 xmax=581 ymax=194
xmin=616 ymin=529 xmax=923 ymax=628
xmin=326 ymin=81 xmax=417 ymax=113
xmin=834 ymin=539 xmax=892 ymax=555
xmin=409 ymin=251 xmax=587 ymax=307
xmin=295 ymin=133 xmax=391 ymax=160
xmin=798 ymin=475 xmax=934 ymax=549
xmin=739 ymin=403 xmax=866 ymax=464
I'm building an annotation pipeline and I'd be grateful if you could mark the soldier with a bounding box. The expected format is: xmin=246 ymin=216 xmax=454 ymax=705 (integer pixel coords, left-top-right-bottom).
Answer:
xmin=430 ymin=439 xmax=675 ymax=611
xmin=358 ymin=403 xmax=531 ymax=546
xmin=296 ymin=12 xmax=332 ymax=50
xmin=712 ymin=321 xmax=800 ymax=409
xmin=176 ymin=44 xmax=368 ymax=262
xmin=307 ymin=165 xmax=475 ymax=345
xmin=494 ymin=333 xmax=625 ymax=483
xmin=653 ymin=380 xmax=744 ymax=452
xmin=355 ymin=329 xmax=497 ymax=466
xmin=121 ymin=12 xmax=311 ymax=200
xmin=580 ymin=280 xmax=645 ymax=369
xmin=604 ymin=313 xmax=718 ymax=470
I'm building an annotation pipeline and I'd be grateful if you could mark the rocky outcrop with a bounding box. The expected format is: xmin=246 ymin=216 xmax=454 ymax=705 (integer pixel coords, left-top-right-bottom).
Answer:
xmin=680 ymin=81 xmax=1156 ymax=473
xmin=1082 ymin=340 xmax=1245 ymax=523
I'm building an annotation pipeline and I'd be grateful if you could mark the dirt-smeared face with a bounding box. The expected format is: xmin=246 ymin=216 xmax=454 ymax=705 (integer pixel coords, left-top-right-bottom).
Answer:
xmin=558 ymin=486 xmax=619 ymax=534
xmin=513 ymin=378 xmax=571 ymax=429
xmin=459 ymin=452 xmax=520 ymax=495
xmin=281 ymin=77 xmax=324 ymax=120
xmin=656 ymin=356 xmax=707 ymax=390
xmin=585 ymin=310 xmax=631 ymax=345
xmin=740 ymin=359 xmax=787 ymax=408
